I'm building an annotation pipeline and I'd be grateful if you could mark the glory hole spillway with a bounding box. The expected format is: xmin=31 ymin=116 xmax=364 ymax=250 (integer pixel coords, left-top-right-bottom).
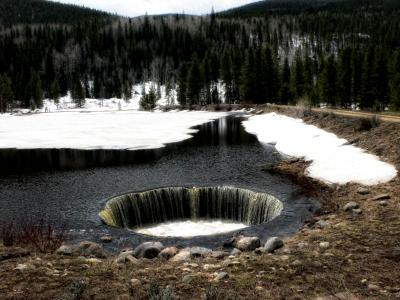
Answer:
xmin=100 ymin=186 xmax=284 ymax=237
xmin=0 ymin=114 xmax=317 ymax=249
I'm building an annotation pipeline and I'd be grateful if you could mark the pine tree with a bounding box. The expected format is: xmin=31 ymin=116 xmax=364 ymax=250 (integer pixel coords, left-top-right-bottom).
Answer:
xmin=279 ymin=58 xmax=292 ymax=104
xmin=30 ymin=71 xmax=43 ymax=109
xmin=220 ymin=49 xmax=233 ymax=104
xmin=50 ymin=80 xmax=60 ymax=105
xmin=293 ymin=52 xmax=305 ymax=101
xmin=177 ymin=63 xmax=188 ymax=106
xmin=122 ymin=81 xmax=132 ymax=101
xmin=72 ymin=80 xmax=85 ymax=108
xmin=0 ymin=74 xmax=14 ymax=113
xmin=338 ymin=48 xmax=353 ymax=108
xmin=139 ymin=86 xmax=157 ymax=110
xmin=200 ymin=53 xmax=212 ymax=104
xmin=186 ymin=54 xmax=201 ymax=105
xmin=389 ymin=73 xmax=400 ymax=111
xmin=240 ymin=49 xmax=256 ymax=103
xmin=318 ymin=55 xmax=338 ymax=107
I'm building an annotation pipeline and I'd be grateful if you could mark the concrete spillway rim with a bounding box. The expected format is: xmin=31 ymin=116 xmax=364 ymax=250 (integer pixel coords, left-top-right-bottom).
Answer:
xmin=99 ymin=185 xmax=284 ymax=233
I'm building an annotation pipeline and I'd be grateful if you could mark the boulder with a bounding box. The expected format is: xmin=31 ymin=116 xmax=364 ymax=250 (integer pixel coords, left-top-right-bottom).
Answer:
xmin=319 ymin=242 xmax=330 ymax=250
xmin=171 ymin=249 xmax=192 ymax=262
xmin=77 ymin=241 xmax=107 ymax=258
xmin=130 ymin=279 xmax=141 ymax=287
xmin=215 ymin=272 xmax=229 ymax=281
xmin=343 ymin=202 xmax=359 ymax=211
xmin=234 ymin=236 xmax=261 ymax=251
xmin=357 ymin=187 xmax=370 ymax=195
xmin=230 ymin=248 xmax=242 ymax=256
xmin=115 ymin=251 xmax=140 ymax=265
xmin=189 ymin=247 xmax=212 ymax=258
xmin=209 ymin=251 xmax=230 ymax=259
xmin=264 ymin=237 xmax=284 ymax=253
xmin=158 ymin=247 xmax=178 ymax=260
xmin=133 ymin=242 xmax=164 ymax=259
xmin=182 ymin=274 xmax=198 ymax=284
xmin=55 ymin=245 xmax=75 ymax=256
xmin=315 ymin=220 xmax=331 ymax=229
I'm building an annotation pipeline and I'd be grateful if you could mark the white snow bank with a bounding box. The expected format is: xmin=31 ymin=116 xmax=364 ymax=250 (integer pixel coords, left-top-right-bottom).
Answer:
xmin=0 ymin=111 xmax=226 ymax=150
xmin=243 ymin=113 xmax=397 ymax=186
xmin=135 ymin=220 xmax=247 ymax=237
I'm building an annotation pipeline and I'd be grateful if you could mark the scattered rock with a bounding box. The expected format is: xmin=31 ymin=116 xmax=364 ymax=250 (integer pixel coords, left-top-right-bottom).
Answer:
xmin=319 ymin=242 xmax=330 ymax=250
xmin=130 ymin=279 xmax=141 ymax=287
xmin=100 ymin=236 xmax=112 ymax=243
xmin=352 ymin=208 xmax=363 ymax=215
xmin=209 ymin=251 xmax=229 ymax=259
xmin=159 ymin=247 xmax=178 ymax=260
xmin=367 ymin=284 xmax=380 ymax=291
xmin=77 ymin=241 xmax=107 ymax=258
xmin=292 ymin=260 xmax=302 ymax=266
xmin=86 ymin=258 xmax=102 ymax=264
xmin=264 ymin=237 xmax=284 ymax=253
xmin=234 ymin=236 xmax=261 ymax=251
xmin=379 ymin=200 xmax=388 ymax=206
xmin=230 ymin=248 xmax=242 ymax=256
xmin=343 ymin=202 xmax=359 ymax=211
xmin=203 ymin=264 xmax=221 ymax=271
xmin=357 ymin=187 xmax=370 ymax=195
xmin=14 ymin=263 xmax=30 ymax=271
xmin=189 ymin=247 xmax=212 ymax=258
xmin=171 ymin=250 xmax=192 ymax=262
xmin=133 ymin=242 xmax=164 ymax=259
xmin=361 ymin=279 xmax=368 ymax=285
xmin=315 ymin=220 xmax=331 ymax=229
xmin=214 ymin=272 xmax=229 ymax=281
xmin=222 ymin=259 xmax=241 ymax=267
xmin=370 ymin=194 xmax=391 ymax=201
xmin=182 ymin=274 xmax=197 ymax=284
xmin=56 ymin=245 xmax=75 ymax=256
xmin=115 ymin=251 xmax=140 ymax=265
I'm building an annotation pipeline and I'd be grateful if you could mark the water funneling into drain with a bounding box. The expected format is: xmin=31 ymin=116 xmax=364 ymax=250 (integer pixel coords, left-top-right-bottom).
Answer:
xmin=100 ymin=186 xmax=283 ymax=237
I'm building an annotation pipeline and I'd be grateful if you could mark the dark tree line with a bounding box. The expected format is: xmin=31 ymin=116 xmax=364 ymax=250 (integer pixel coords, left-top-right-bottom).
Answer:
xmin=0 ymin=2 xmax=400 ymax=111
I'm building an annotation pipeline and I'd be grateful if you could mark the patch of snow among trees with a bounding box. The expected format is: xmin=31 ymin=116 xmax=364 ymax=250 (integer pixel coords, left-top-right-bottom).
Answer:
xmin=0 ymin=110 xmax=227 ymax=150
xmin=41 ymin=82 xmax=177 ymax=113
xmin=242 ymin=113 xmax=397 ymax=186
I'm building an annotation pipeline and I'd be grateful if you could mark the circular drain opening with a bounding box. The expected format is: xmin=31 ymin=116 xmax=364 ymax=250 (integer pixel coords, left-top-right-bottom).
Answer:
xmin=100 ymin=186 xmax=283 ymax=237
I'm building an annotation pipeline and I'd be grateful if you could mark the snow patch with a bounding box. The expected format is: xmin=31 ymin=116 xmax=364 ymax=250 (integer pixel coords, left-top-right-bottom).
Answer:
xmin=242 ymin=113 xmax=397 ymax=186
xmin=0 ymin=111 xmax=227 ymax=150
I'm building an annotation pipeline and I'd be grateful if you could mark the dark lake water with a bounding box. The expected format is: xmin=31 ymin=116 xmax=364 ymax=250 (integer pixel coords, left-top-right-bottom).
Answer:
xmin=0 ymin=115 xmax=317 ymax=250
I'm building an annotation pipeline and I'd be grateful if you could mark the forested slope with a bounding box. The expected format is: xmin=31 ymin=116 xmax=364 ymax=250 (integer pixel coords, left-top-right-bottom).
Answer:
xmin=0 ymin=0 xmax=400 ymax=113
xmin=0 ymin=0 xmax=111 ymax=26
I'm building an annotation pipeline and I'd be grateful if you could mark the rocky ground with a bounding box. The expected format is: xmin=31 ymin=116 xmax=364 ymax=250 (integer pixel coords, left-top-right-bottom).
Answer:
xmin=1 ymin=107 xmax=400 ymax=300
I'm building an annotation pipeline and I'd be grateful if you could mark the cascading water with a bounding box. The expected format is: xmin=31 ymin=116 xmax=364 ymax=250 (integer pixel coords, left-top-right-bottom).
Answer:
xmin=100 ymin=186 xmax=283 ymax=237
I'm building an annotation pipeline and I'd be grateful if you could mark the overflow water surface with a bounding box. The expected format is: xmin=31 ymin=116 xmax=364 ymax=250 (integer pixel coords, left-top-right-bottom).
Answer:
xmin=0 ymin=115 xmax=317 ymax=249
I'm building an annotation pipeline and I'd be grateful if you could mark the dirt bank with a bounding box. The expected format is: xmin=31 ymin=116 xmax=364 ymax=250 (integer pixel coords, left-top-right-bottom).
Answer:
xmin=1 ymin=108 xmax=399 ymax=300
